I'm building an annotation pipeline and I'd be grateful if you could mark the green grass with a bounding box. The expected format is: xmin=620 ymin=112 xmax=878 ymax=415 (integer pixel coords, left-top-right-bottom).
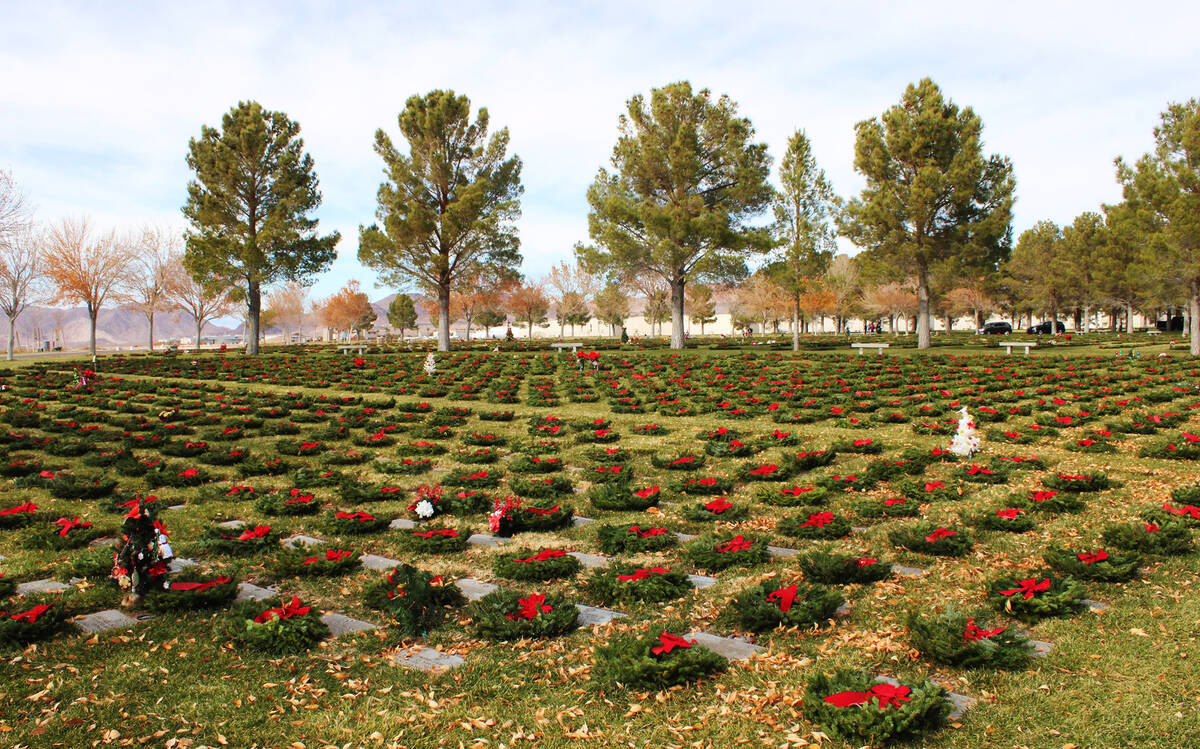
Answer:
xmin=0 ymin=347 xmax=1198 ymax=748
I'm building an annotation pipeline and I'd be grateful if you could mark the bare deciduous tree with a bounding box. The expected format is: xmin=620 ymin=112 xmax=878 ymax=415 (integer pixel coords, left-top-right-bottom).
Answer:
xmin=265 ymin=280 xmax=310 ymax=344
xmin=165 ymin=257 xmax=233 ymax=352
xmin=0 ymin=171 xmax=41 ymax=360
xmin=44 ymin=217 xmax=133 ymax=357
xmin=118 ymin=226 xmax=181 ymax=351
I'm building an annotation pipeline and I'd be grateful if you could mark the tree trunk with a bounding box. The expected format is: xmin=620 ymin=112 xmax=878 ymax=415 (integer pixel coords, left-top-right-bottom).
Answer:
xmin=792 ymin=297 xmax=800 ymax=351
xmin=916 ymin=271 xmax=931 ymax=349
xmin=944 ymin=314 xmax=953 ymax=333
xmin=7 ymin=315 xmax=15 ymax=361
xmin=245 ymin=280 xmax=261 ymax=355
xmin=1126 ymin=304 xmax=1134 ymax=334
xmin=1190 ymin=282 xmax=1200 ymax=356
xmin=1082 ymin=306 xmax=1090 ymax=334
xmin=195 ymin=317 xmax=202 ymax=352
xmin=975 ymin=309 xmax=984 ymax=329
xmin=88 ymin=306 xmax=98 ymax=358
xmin=527 ymin=317 xmax=533 ymax=340
xmin=437 ymin=286 xmax=451 ymax=352
xmin=669 ymin=278 xmax=685 ymax=349
xmin=1049 ymin=301 xmax=1058 ymax=336
xmin=147 ymin=312 xmax=155 ymax=352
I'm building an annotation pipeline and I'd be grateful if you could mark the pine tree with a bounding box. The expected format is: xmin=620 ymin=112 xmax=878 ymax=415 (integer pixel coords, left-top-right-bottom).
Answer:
xmin=769 ymin=130 xmax=838 ymax=349
xmin=579 ymin=81 xmax=773 ymax=349
xmin=1117 ymin=99 xmax=1200 ymax=353
xmin=182 ymin=101 xmax=338 ymax=355
xmin=387 ymin=294 xmax=418 ymax=339
xmin=358 ymin=90 xmax=523 ymax=352
xmin=841 ymin=78 xmax=1014 ymax=349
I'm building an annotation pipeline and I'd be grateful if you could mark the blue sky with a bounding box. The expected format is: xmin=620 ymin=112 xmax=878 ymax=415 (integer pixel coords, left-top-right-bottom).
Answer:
xmin=2 ymin=0 xmax=1198 ymax=306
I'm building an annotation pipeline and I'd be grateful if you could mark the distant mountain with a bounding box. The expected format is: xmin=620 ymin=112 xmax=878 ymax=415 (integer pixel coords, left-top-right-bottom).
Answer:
xmin=11 ymin=304 xmax=237 ymax=349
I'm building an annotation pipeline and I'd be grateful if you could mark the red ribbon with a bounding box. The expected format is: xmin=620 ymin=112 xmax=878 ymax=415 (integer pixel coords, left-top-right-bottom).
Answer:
xmin=634 ymin=486 xmax=660 ymax=499
xmin=856 ymin=558 xmax=877 ymax=567
xmin=801 ymin=512 xmax=834 ymax=527
xmin=55 ymin=516 xmax=91 ymax=537
xmin=716 ymin=535 xmax=752 ymax=553
xmin=999 ymin=578 xmax=1051 ymax=600
xmin=253 ymin=596 xmax=311 ymax=623
xmin=336 ymin=511 xmax=375 ymax=522
xmin=523 ymin=504 xmax=561 ymax=516
xmin=618 ymin=566 xmax=669 ymax=582
xmin=516 ymin=549 xmax=567 ymax=563
xmin=749 ymin=464 xmax=779 ymax=476
xmin=1031 ymin=490 xmax=1058 ymax=502
xmin=852 ymin=439 xmax=873 ymax=447
xmin=1076 ymin=550 xmax=1108 ymax=564
xmin=782 ymin=486 xmax=814 ymax=496
xmin=234 ymin=526 xmax=272 ymax=541
xmin=823 ymin=683 xmax=912 ymax=709
xmin=168 ymin=575 xmax=232 ymax=592
xmin=996 ymin=508 xmax=1023 ymax=520
xmin=963 ymin=618 xmax=1006 ymax=642
xmin=413 ymin=529 xmax=459 ymax=538
xmin=1143 ymin=522 xmax=1160 ymax=533
xmin=10 ymin=604 xmax=52 ymax=623
xmin=650 ymin=632 xmax=693 ymax=656
xmin=923 ymin=481 xmax=946 ymax=491
xmin=1163 ymin=502 xmax=1200 ymax=519
xmin=966 ymin=465 xmax=993 ymax=475
xmin=704 ymin=498 xmax=732 ymax=513
xmin=302 ymin=550 xmax=352 ymax=565
xmin=925 ymin=528 xmax=956 ymax=543
xmin=0 ymin=502 xmax=37 ymax=516
xmin=225 ymin=485 xmax=255 ymax=496
xmin=627 ymin=525 xmax=667 ymax=538
xmin=883 ymin=497 xmax=907 ymax=506
xmin=766 ymin=583 xmax=799 ymax=612
xmin=505 ymin=593 xmax=553 ymax=621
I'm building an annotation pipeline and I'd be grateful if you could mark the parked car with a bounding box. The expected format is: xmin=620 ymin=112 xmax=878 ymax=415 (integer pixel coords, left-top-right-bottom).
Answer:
xmin=978 ymin=321 xmax=1012 ymax=335
xmin=1026 ymin=321 xmax=1066 ymax=335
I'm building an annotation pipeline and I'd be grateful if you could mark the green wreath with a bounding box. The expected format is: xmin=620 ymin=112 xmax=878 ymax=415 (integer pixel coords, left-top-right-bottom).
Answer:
xmin=724 ymin=580 xmax=843 ymax=632
xmin=468 ymin=589 xmax=579 ymax=640
xmin=593 ymin=627 xmax=727 ymax=688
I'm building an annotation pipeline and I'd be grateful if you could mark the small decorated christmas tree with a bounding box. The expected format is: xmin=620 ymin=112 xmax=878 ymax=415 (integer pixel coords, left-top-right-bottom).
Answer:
xmin=423 ymin=352 xmax=437 ymax=375
xmin=948 ymin=406 xmax=980 ymax=457
xmin=112 ymin=500 xmax=172 ymax=608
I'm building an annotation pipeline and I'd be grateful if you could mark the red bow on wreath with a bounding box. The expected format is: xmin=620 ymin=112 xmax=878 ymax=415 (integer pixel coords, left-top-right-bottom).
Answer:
xmin=516 ymin=549 xmax=566 ymax=563
xmin=924 ymin=528 xmax=956 ymax=543
xmin=54 ymin=516 xmax=91 ymax=537
xmin=302 ymin=550 xmax=352 ymax=565
xmin=650 ymin=632 xmax=693 ymax=656
xmin=413 ymin=529 xmax=459 ymax=538
xmin=800 ymin=512 xmax=834 ymax=528
xmin=823 ymin=683 xmax=912 ymax=709
xmin=168 ymin=576 xmax=232 ymax=592
xmin=1076 ymin=550 xmax=1108 ymax=565
xmin=253 ymin=596 xmax=311 ymax=623
xmin=234 ymin=526 xmax=272 ymax=541
xmin=505 ymin=593 xmax=553 ymax=621
xmin=627 ymin=525 xmax=667 ymax=538
xmin=336 ymin=511 xmax=375 ymax=522
xmin=715 ymin=535 xmax=752 ymax=553
xmin=963 ymin=618 xmax=1006 ymax=642
xmin=10 ymin=604 xmax=52 ymax=623
xmin=999 ymin=578 xmax=1050 ymax=600
xmin=765 ymin=583 xmax=799 ymax=612
xmin=618 ymin=566 xmax=669 ymax=582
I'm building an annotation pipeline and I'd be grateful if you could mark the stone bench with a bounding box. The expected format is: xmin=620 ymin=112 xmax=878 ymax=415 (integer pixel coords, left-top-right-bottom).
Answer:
xmin=850 ymin=343 xmax=890 ymax=356
xmin=337 ymin=345 xmax=369 ymax=356
xmin=1001 ymin=341 xmax=1037 ymax=355
xmin=550 ymin=343 xmax=581 ymax=354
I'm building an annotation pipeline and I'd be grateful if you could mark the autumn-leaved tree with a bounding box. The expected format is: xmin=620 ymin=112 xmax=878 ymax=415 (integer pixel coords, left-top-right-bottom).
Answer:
xmin=545 ymin=261 xmax=596 ymax=336
xmin=580 ymin=81 xmax=773 ymax=349
xmin=183 ymin=101 xmax=339 ymax=355
xmin=319 ymin=281 xmax=376 ymax=340
xmin=841 ymin=78 xmax=1014 ymax=349
xmin=44 ymin=217 xmax=133 ymax=357
xmin=505 ymin=281 xmax=548 ymax=340
xmin=451 ymin=265 xmax=519 ymax=341
xmin=0 ymin=170 xmax=41 ymax=359
xmin=164 ymin=258 xmax=233 ymax=352
xmin=358 ymin=90 xmax=523 ymax=352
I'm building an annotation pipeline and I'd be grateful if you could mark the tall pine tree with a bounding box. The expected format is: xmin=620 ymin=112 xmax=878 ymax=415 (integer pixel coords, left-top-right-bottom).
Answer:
xmin=579 ymin=81 xmax=773 ymax=349
xmin=768 ymin=130 xmax=838 ymax=350
xmin=841 ymin=78 xmax=1014 ymax=349
xmin=1118 ymin=99 xmax=1200 ymax=353
xmin=182 ymin=101 xmax=338 ymax=355
xmin=358 ymin=90 xmax=523 ymax=352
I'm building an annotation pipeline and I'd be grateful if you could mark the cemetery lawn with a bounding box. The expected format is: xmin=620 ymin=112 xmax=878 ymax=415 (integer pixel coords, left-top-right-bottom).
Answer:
xmin=0 ymin=346 xmax=1198 ymax=749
